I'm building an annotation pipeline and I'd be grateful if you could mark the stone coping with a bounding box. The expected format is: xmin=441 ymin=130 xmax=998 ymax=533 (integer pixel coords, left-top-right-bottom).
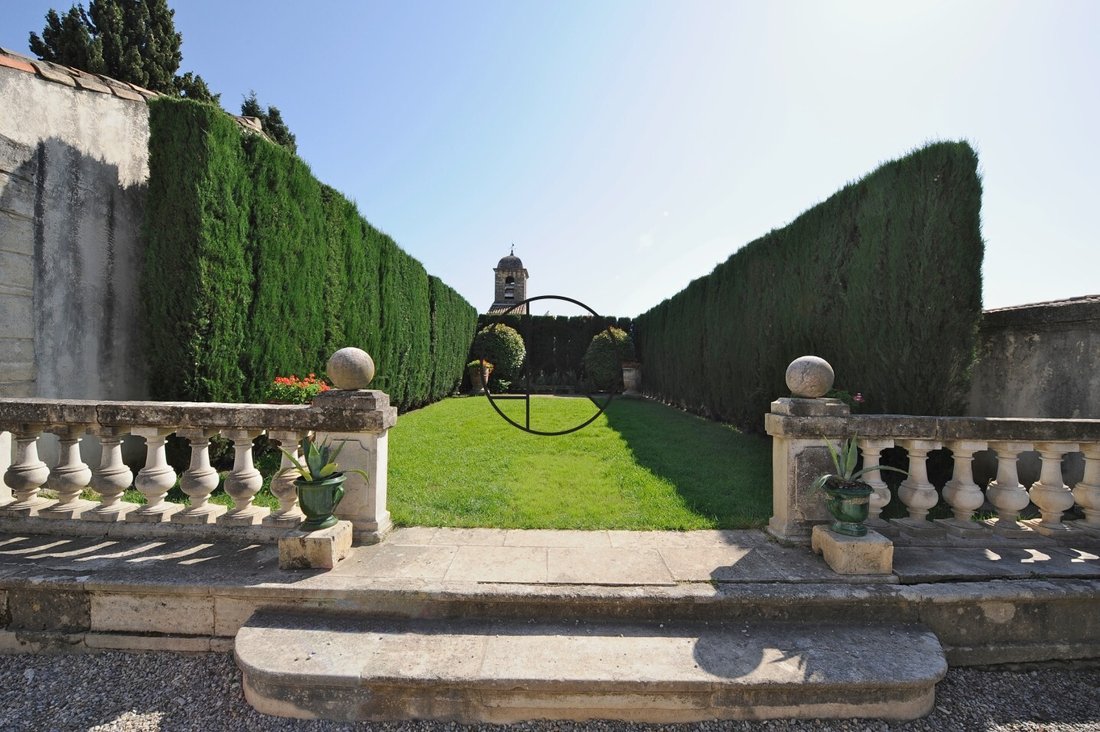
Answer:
xmin=765 ymin=412 xmax=1100 ymax=442
xmin=0 ymin=390 xmax=396 ymax=433
xmin=982 ymin=294 xmax=1100 ymax=329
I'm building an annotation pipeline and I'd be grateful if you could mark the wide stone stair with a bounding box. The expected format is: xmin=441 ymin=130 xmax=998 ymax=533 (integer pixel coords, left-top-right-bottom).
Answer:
xmin=235 ymin=610 xmax=947 ymax=723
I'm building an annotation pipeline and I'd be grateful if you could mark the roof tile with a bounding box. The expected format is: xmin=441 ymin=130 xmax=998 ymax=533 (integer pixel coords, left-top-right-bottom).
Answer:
xmin=111 ymin=85 xmax=144 ymax=101
xmin=72 ymin=73 xmax=111 ymax=94
xmin=0 ymin=55 xmax=36 ymax=74
xmin=28 ymin=60 xmax=77 ymax=87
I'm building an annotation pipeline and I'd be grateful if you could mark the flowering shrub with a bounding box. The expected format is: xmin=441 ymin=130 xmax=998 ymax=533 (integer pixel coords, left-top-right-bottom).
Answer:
xmin=827 ymin=389 xmax=865 ymax=411
xmin=267 ymin=373 xmax=331 ymax=404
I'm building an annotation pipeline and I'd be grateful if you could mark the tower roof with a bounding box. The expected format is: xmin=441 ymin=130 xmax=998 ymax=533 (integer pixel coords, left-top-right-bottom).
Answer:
xmin=496 ymin=253 xmax=523 ymax=269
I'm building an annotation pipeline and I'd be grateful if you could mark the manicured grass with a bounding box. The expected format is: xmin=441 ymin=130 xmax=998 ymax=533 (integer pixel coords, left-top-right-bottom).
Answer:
xmin=388 ymin=395 xmax=772 ymax=529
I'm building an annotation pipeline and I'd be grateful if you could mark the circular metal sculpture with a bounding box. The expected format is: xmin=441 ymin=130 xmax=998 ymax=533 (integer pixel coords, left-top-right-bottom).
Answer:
xmin=484 ymin=295 xmax=614 ymax=436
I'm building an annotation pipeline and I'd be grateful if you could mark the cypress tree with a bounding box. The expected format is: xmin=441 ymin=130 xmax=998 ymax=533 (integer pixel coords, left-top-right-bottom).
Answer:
xmin=29 ymin=0 xmax=218 ymax=102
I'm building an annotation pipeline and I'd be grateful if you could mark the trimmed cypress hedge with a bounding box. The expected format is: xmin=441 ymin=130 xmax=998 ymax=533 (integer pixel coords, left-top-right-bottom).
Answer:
xmin=634 ymin=141 xmax=984 ymax=430
xmin=143 ymin=98 xmax=477 ymax=410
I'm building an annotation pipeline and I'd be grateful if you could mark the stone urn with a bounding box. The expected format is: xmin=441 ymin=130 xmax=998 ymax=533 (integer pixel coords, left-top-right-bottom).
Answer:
xmin=621 ymin=361 xmax=641 ymax=395
xmin=295 ymin=474 xmax=346 ymax=531
xmin=822 ymin=478 xmax=873 ymax=537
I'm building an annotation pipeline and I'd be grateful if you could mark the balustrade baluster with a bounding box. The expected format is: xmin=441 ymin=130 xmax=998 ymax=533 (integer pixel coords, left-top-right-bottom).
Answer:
xmin=128 ymin=427 xmax=181 ymax=523
xmin=936 ymin=440 xmax=989 ymax=538
xmin=219 ymin=429 xmax=268 ymax=526
xmin=173 ymin=429 xmax=226 ymax=524
xmin=1028 ymin=442 xmax=1078 ymax=535
xmin=84 ymin=427 xmax=138 ymax=521
xmin=893 ymin=439 xmax=946 ymax=537
xmin=857 ymin=438 xmax=894 ymax=528
xmin=985 ymin=441 xmax=1034 ymax=536
xmin=1071 ymin=443 xmax=1100 ymax=535
xmin=0 ymin=424 xmax=52 ymax=516
xmin=39 ymin=426 xmax=95 ymax=519
xmin=263 ymin=430 xmax=305 ymax=527
xmin=0 ymin=431 xmax=10 ymax=507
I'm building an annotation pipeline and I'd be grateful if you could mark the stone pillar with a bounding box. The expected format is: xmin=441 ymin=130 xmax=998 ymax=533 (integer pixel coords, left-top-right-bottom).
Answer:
xmin=39 ymin=425 xmax=96 ymax=519
xmin=857 ymin=438 xmax=894 ymax=527
xmin=893 ymin=439 xmax=946 ymax=537
xmin=173 ymin=428 xmax=226 ymax=524
xmin=219 ymin=429 xmax=268 ymax=526
xmin=128 ymin=427 xmax=181 ymax=523
xmin=936 ymin=440 xmax=989 ymax=538
xmin=1 ymin=424 xmax=51 ymax=516
xmin=986 ymin=441 xmax=1034 ymax=537
xmin=765 ymin=355 xmax=849 ymax=544
xmin=264 ymin=429 xmax=305 ymax=528
xmin=84 ymin=427 xmax=137 ymax=521
xmin=313 ymin=348 xmax=397 ymax=544
xmin=1029 ymin=442 xmax=1078 ymax=535
xmin=1072 ymin=443 xmax=1100 ymax=535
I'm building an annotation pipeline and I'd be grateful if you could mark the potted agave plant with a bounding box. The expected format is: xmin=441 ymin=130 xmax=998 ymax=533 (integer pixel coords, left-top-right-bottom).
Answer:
xmin=812 ymin=436 xmax=906 ymax=537
xmin=280 ymin=436 xmax=368 ymax=531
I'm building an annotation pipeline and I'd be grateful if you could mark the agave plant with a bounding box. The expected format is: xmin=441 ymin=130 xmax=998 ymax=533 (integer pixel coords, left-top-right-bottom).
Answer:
xmin=811 ymin=436 xmax=907 ymax=492
xmin=279 ymin=435 xmax=368 ymax=483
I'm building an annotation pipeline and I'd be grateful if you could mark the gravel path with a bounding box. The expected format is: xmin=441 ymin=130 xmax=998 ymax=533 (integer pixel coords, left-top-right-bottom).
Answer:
xmin=0 ymin=652 xmax=1096 ymax=732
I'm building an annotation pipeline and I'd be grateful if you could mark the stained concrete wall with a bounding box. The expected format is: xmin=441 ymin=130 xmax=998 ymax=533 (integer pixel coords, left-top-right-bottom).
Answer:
xmin=967 ymin=296 xmax=1100 ymax=419
xmin=0 ymin=64 xmax=149 ymax=401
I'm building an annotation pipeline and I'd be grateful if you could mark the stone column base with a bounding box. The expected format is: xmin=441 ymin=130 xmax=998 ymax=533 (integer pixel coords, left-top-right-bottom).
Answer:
xmin=279 ymin=520 xmax=353 ymax=570
xmin=811 ymin=524 xmax=893 ymax=575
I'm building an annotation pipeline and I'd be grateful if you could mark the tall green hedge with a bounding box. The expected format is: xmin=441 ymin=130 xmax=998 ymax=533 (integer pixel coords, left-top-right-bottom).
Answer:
xmin=143 ymin=97 xmax=477 ymax=410
xmin=634 ymin=141 xmax=984 ymax=430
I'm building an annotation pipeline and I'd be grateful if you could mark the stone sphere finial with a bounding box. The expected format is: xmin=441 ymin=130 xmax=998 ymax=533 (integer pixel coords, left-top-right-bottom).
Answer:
xmin=785 ymin=356 xmax=834 ymax=398
xmin=327 ymin=347 xmax=375 ymax=390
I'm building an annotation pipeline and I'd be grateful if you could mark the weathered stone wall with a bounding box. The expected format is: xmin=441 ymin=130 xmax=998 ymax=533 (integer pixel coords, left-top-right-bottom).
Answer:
xmin=967 ymin=296 xmax=1100 ymax=419
xmin=0 ymin=62 xmax=149 ymax=400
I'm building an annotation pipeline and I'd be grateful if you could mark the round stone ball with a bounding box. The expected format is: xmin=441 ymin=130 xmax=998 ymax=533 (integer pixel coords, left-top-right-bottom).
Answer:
xmin=327 ymin=347 xmax=375 ymax=390
xmin=785 ymin=356 xmax=835 ymax=398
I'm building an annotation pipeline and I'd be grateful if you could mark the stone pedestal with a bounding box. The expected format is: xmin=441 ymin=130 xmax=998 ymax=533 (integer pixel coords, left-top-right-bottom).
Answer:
xmin=312 ymin=389 xmax=397 ymax=546
xmin=811 ymin=524 xmax=893 ymax=575
xmin=766 ymin=397 xmax=850 ymax=544
xmin=279 ymin=520 xmax=353 ymax=570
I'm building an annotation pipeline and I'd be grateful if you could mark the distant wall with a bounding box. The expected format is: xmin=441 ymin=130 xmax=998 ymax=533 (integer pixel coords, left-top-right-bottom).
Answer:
xmin=967 ymin=296 xmax=1100 ymax=418
xmin=0 ymin=62 xmax=149 ymax=400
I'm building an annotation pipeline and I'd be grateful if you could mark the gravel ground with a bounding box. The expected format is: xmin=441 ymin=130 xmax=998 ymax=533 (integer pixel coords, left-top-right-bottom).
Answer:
xmin=0 ymin=652 xmax=1097 ymax=732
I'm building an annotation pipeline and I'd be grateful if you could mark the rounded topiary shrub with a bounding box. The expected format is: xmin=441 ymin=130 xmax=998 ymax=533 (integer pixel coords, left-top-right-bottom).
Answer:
xmin=583 ymin=327 xmax=636 ymax=392
xmin=471 ymin=323 xmax=526 ymax=382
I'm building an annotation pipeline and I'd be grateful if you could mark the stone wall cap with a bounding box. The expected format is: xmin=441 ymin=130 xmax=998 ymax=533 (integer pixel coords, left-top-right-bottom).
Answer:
xmin=982 ymin=294 xmax=1100 ymax=329
xmin=0 ymin=398 xmax=397 ymax=434
xmin=765 ymin=412 xmax=1100 ymax=442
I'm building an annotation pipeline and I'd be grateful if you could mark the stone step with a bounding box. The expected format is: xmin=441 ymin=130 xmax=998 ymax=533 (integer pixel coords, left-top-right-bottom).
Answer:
xmin=235 ymin=611 xmax=947 ymax=724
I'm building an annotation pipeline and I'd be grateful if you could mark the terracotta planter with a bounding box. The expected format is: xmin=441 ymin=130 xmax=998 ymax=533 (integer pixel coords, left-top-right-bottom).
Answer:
xmin=295 ymin=474 xmax=346 ymax=531
xmin=468 ymin=363 xmax=493 ymax=395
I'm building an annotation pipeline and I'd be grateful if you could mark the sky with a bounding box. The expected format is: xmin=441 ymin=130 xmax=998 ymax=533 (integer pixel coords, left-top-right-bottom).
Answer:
xmin=4 ymin=0 xmax=1097 ymax=317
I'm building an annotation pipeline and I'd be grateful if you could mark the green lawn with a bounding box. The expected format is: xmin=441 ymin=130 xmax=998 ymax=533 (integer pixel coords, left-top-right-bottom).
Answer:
xmin=388 ymin=395 xmax=772 ymax=529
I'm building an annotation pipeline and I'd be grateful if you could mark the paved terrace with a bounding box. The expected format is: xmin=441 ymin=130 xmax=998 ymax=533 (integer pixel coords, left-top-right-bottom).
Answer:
xmin=2 ymin=527 xmax=1098 ymax=657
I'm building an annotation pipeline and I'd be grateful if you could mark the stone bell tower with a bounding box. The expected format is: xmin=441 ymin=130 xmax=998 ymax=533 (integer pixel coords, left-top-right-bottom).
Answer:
xmin=487 ymin=246 xmax=529 ymax=315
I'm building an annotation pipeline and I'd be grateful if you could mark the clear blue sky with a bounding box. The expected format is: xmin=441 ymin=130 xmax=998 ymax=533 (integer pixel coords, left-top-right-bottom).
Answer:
xmin=5 ymin=1 xmax=1097 ymax=316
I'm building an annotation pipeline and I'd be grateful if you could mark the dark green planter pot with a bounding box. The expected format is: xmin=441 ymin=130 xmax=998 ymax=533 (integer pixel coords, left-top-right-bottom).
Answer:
xmin=823 ymin=480 xmax=873 ymax=537
xmin=295 ymin=474 xmax=346 ymax=531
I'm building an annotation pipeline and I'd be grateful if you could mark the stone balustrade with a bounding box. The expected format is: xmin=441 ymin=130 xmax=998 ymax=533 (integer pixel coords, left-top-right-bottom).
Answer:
xmin=766 ymin=396 xmax=1100 ymax=544
xmin=0 ymin=389 xmax=397 ymax=545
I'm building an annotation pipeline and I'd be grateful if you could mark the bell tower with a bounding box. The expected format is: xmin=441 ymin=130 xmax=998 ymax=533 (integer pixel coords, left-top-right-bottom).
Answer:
xmin=487 ymin=246 xmax=529 ymax=314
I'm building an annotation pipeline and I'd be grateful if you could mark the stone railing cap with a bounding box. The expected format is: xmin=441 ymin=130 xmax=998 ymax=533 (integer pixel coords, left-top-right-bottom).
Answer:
xmin=765 ymin=412 xmax=1100 ymax=442
xmin=0 ymin=391 xmax=397 ymax=433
